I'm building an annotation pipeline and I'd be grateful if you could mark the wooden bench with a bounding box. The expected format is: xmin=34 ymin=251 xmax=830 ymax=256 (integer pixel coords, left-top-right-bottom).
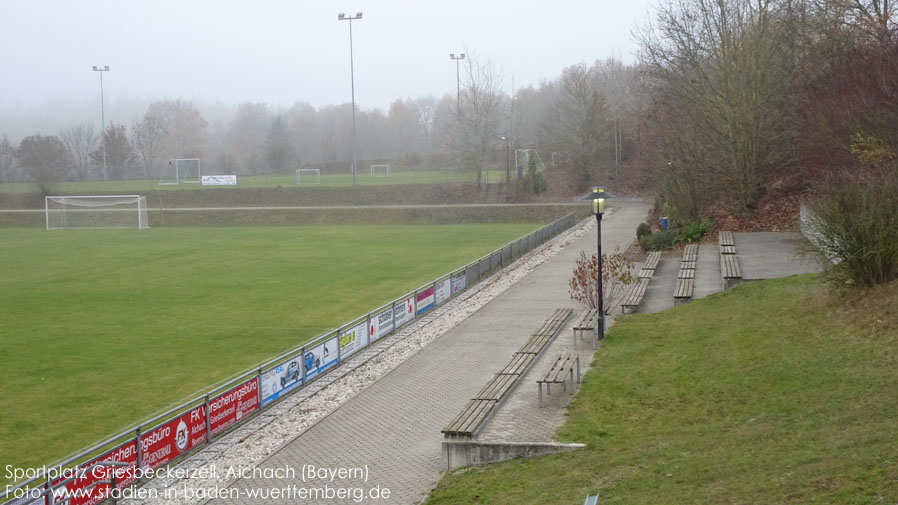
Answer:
xmin=520 ymin=308 xmax=573 ymax=354
xmin=474 ymin=374 xmax=518 ymax=401
xmin=498 ymin=352 xmax=535 ymax=375
xmin=537 ymin=352 xmax=581 ymax=407
xmin=621 ymin=278 xmax=650 ymax=313
xmin=719 ymin=230 xmax=734 ymax=246
xmin=572 ymin=308 xmax=599 ymax=347
xmin=683 ymin=243 xmax=698 ymax=261
xmin=643 ymin=251 xmax=662 ymax=271
xmin=442 ymin=309 xmax=573 ymax=438
xmin=442 ymin=399 xmax=496 ymax=437
xmin=722 ymin=253 xmax=742 ymax=289
xmin=674 ymin=244 xmax=698 ymax=303
xmin=674 ymin=278 xmax=694 ymax=299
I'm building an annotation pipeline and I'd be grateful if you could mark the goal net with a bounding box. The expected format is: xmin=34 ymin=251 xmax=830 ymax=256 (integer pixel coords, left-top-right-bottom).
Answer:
xmin=45 ymin=195 xmax=149 ymax=230
xmin=370 ymin=164 xmax=391 ymax=177
xmin=295 ymin=168 xmax=321 ymax=185
xmin=160 ymin=158 xmax=201 ymax=185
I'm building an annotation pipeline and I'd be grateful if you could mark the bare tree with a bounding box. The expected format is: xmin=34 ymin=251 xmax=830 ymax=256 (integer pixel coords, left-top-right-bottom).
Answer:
xmin=16 ymin=134 xmax=69 ymax=195
xmin=91 ymin=123 xmax=135 ymax=179
xmin=639 ymin=0 xmax=798 ymax=211
xmin=264 ymin=115 xmax=295 ymax=172
xmin=456 ymin=51 xmax=506 ymax=185
xmin=147 ymin=99 xmax=208 ymax=163
xmin=0 ymin=134 xmax=16 ymax=184
xmin=131 ymin=114 xmax=166 ymax=180
xmin=542 ymin=63 xmax=614 ymax=189
xmin=60 ymin=124 xmax=97 ymax=181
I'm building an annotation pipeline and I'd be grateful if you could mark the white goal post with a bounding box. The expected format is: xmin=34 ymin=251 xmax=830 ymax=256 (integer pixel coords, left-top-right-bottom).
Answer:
xmin=160 ymin=158 xmax=201 ymax=185
xmin=45 ymin=195 xmax=150 ymax=230
xmin=370 ymin=164 xmax=391 ymax=177
xmin=295 ymin=168 xmax=321 ymax=185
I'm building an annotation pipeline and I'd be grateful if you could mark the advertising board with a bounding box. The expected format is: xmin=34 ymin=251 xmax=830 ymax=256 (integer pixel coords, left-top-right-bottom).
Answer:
xmin=209 ymin=378 xmax=259 ymax=437
xmin=369 ymin=307 xmax=393 ymax=342
xmin=303 ymin=336 xmax=339 ymax=381
xmin=415 ymin=287 xmax=435 ymax=316
xmin=260 ymin=354 xmax=303 ymax=407
xmin=435 ymin=278 xmax=451 ymax=305
xmin=339 ymin=320 xmax=369 ymax=360
xmin=393 ymin=296 xmax=415 ymax=328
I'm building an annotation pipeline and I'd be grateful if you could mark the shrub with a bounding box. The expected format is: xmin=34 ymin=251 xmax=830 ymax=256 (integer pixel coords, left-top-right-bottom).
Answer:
xmin=636 ymin=222 xmax=653 ymax=241
xmin=807 ymin=165 xmax=898 ymax=287
xmin=569 ymin=249 xmax=635 ymax=315
xmin=680 ymin=218 xmax=713 ymax=243
xmin=643 ymin=231 xmax=675 ymax=251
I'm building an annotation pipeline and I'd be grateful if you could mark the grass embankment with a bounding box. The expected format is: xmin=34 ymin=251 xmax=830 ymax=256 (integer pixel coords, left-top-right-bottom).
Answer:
xmin=0 ymin=223 xmax=537 ymax=481
xmin=0 ymin=169 xmax=511 ymax=195
xmin=426 ymin=275 xmax=898 ymax=504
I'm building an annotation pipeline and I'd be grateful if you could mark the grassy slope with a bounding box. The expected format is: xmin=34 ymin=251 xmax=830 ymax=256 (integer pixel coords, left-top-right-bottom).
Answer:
xmin=425 ymin=275 xmax=898 ymax=504
xmin=0 ymin=223 xmax=536 ymax=475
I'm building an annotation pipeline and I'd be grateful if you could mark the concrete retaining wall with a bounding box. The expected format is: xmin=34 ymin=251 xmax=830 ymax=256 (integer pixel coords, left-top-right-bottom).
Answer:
xmin=442 ymin=441 xmax=586 ymax=471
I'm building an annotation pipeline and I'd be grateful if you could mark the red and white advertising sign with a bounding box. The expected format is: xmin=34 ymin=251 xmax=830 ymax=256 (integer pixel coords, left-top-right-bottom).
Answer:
xmin=141 ymin=405 xmax=206 ymax=471
xmin=50 ymin=440 xmax=139 ymax=505
xmin=209 ymin=378 xmax=259 ymax=437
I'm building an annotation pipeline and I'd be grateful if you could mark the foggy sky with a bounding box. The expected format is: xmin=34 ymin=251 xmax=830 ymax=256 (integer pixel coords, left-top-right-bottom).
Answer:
xmin=1 ymin=0 xmax=654 ymax=113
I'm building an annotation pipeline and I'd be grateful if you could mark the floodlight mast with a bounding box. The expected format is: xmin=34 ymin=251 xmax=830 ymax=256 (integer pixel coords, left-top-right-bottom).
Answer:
xmin=338 ymin=12 xmax=363 ymax=186
xmin=449 ymin=53 xmax=465 ymax=116
xmin=92 ymin=65 xmax=110 ymax=182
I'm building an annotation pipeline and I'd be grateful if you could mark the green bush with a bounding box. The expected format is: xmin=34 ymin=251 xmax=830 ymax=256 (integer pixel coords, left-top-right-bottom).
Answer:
xmin=643 ymin=231 xmax=675 ymax=251
xmin=636 ymin=222 xmax=652 ymax=241
xmin=807 ymin=165 xmax=898 ymax=286
xmin=680 ymin=218 xmax=713 ymax=243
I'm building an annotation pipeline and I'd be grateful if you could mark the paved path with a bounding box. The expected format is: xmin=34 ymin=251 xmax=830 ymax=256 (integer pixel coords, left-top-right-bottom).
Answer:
xmin=204 ymin=202 xmax=649 ymax=505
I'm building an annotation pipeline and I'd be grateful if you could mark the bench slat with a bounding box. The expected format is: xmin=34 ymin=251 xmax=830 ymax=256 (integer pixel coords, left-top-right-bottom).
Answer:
xmin=678 ymin=268 xmax=695 ymax=279
xmin=637 ymin=268 xmax=655 ymax=279
xmin=498 ymin=352 xmax=535 ymax=375
xmin=674 ymin=278 xmax=694 ymax=299
xmin=723 ymin=254 xmax=742 ymax=278
xmin=475 ymin=374 xmax=518 ymax=401
xmin=442 ymin=399 xmax=496 ymax=435
xmin=622 ymin=278 xmax=650 ymax=307
xmin=719 ymin=231 xmax=734 ymax=246
xmin=643 ymin=251 xmax=662 ymax=270
xmin=720 ymin=245 xmax=736 ymax=254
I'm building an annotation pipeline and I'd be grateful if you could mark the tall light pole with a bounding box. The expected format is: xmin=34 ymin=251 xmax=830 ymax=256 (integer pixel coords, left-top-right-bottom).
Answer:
xmin=92 ymin=65 xmax=109 ymax=182
xmin=449 ymin=53 xmax=465 ymax=115
xmin=582 ymin=187 xmax=614 ymax=348
xmin=338 ymin=12 xmax=363 ymax=186
xmin=500 ymin=136 xmax=510 ymax=183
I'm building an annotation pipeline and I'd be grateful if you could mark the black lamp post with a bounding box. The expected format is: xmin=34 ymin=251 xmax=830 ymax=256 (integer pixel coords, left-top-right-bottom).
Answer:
xmin=582 ymin=186 xmax=614 ymax=345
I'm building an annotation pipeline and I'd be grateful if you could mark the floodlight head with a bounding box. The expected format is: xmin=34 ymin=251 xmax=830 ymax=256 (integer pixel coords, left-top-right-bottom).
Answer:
xmin=92 ymin=65 xmax=108 ymax=71
xmin=338 ymin=12 xmax=345 ymax=19
xmin=356 ymin=12 xmax=363 ymax=18
xmin=501 ymin=136 xmax=507 ymax=140
xmin=460 ymin=53 xmax=466 ymax=59
xmin=450 ymin=53 xmax=455 ymax=58
xmin=581 ymin=186 xmax=614 ymax=215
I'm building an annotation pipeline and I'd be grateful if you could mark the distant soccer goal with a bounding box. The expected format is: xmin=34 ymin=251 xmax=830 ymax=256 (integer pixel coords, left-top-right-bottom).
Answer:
xmin=45 ymin=195 xmax=149 ymax=230
xmin=370 ymin=164 xmax=391 ymax=177
xmin=295 ymin=168 xmax=321 ymax=185
xmin=160 ymin=158 xmax=201 ymax=185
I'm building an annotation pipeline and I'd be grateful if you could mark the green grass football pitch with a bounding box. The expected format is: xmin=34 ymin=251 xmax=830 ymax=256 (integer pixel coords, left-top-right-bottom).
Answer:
xmin=0 ymin=223 xmax=538 ymax=476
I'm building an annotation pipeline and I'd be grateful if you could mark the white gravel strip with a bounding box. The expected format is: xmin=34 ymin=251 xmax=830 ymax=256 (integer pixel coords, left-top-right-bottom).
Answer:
xmin=122 ymin=215 xmax=599 ymax=505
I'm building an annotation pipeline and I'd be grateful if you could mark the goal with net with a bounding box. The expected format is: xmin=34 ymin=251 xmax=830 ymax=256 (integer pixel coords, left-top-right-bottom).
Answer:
xmin=295 ymin=168 xmax=321 ymax=185
xmin=370 ymin=164 xmax=391 ymax=177
xmin=45 ymin=195 xmax=150 ymax=230
xmin=160 ymin=158 xmax=201 ymax=185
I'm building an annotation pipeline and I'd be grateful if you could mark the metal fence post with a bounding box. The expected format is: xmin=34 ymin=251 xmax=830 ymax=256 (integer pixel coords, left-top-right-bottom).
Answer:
xmin=256 ymin=367 xmax=263 ymax=408
xmin=204 ymin=394 xmax=212 ymax=443
xmin=135 ymin=427 xmax=143 ymax=474
xmin=337 ymin=326 xmax=343 ymax=364
xmin=300 ymin=347 xmax=307 ymax=385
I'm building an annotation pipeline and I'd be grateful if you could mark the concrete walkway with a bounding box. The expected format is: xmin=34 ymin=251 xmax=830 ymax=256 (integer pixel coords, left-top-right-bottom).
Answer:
xmin=204 ymin=202 xmax=649 ymax=505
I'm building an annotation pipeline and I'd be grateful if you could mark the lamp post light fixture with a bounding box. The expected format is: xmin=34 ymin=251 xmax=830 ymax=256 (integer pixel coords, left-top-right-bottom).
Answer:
xmin=92 ymin=65 xmax=110 ymax=182
xmin=582 ymin=186 xmax=614 ymax=347
xmin=338 ymin=12 xmax=363 ymax=186
xmin=500 ymin=136 xmax=510 ymax=183
xmin=449 ymin=53 xmax=465 ymax=115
